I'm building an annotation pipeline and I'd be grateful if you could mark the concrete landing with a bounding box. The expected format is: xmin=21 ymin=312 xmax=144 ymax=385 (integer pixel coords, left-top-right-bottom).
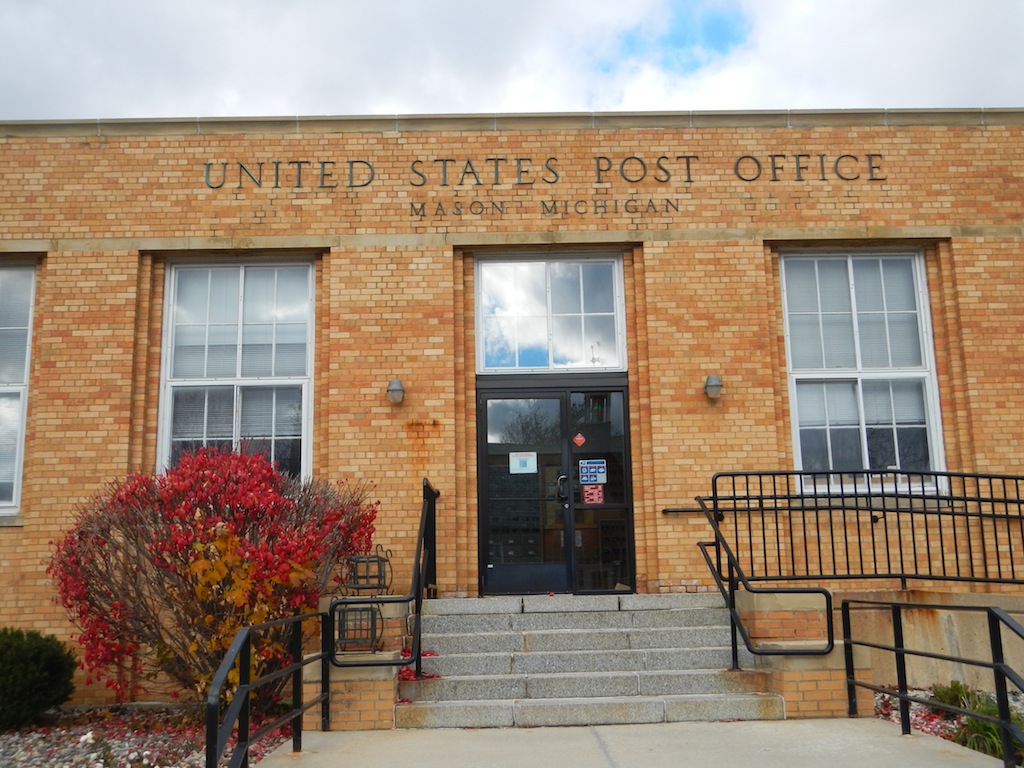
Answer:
xmin=257 ymin=718 xmax=1001 ymax=768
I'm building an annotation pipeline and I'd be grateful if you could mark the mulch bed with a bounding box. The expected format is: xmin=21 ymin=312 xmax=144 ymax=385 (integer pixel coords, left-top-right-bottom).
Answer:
xmin=0 ymin=704 xmax=288 ymax=767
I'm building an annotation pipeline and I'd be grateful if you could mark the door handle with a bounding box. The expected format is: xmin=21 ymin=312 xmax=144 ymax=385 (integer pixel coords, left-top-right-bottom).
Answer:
xmin=556 ymin=474 xmax=568 ymax=501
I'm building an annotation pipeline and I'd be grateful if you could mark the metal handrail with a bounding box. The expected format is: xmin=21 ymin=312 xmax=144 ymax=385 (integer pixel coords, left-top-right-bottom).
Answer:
xmin=329 ymin=478 xmax=439 ymax=677
xmin=205 ymin=478 xmax=439 ymax=766
xmin=675 ymin=470 xmax=1024 ymax=668
xmin=701 ymin=470 xmax=1024 ymax=585
xmin=695 ymin=528 xmax=834 ymax=669
xmin=204 ymin=612 xmax=330 ymax=768
xmin=843 ymin=598 xmax=1024 ymax=768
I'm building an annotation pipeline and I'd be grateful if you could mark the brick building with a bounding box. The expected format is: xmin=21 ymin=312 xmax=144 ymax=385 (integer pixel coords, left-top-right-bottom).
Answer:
xmin=1 ymin=109 xmax=1022 ymax=699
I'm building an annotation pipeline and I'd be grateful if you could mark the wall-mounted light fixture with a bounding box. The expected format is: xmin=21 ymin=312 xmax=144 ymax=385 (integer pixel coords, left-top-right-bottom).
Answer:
xmin=703 ymin=374 xmax=723 ymax=400
xmin=386 ymin=379 xmax=405 ymax=404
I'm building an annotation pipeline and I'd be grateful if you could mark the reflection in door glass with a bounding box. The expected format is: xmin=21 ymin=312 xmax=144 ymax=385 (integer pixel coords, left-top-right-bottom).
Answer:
xmin=574 ymin=508 xmax=630 ymax=591
xmin=484 ymin=399 xmax=565 ymax=584
xmin=480 ymin=390 xmax=633 ymax=594
xmin=487 ymin=399 xmax=559 ymax=447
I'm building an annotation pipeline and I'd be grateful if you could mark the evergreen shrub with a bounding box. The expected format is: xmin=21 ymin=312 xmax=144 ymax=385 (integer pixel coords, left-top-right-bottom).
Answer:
xmin=0 ymin=627 xmax=76 ymax=729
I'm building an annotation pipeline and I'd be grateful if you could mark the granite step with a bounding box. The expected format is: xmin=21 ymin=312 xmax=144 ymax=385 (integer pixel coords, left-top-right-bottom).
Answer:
xmin=400 ymin=668 xmax=770 ymax=702
xmin=395 ymin=594 xmax=783 ymax=729
xmin=394 ymin=692 xmax=785 ymax=729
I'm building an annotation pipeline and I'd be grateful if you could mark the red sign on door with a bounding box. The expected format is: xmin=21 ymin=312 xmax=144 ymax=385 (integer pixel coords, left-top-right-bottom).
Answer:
xmin=582 ymin=484 xmax=604 ymax=505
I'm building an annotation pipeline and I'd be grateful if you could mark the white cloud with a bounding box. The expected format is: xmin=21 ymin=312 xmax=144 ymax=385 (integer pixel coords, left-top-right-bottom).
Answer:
xmin=706 ymin=0 xmax=1024 ymax=109
xmin=0 ymin=0 xmax=1020 ymax=120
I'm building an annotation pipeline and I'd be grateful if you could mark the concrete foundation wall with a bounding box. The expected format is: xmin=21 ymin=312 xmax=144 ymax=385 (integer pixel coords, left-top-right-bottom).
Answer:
xmin=739 ymin=588 xmax=1024 ymax=711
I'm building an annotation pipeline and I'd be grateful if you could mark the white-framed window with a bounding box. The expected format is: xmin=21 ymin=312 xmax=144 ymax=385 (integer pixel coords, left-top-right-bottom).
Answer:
xmin=781 ymin=251 xmax=943 ymax=474
xmin=476 ymin=254 xmax=626 ymax=373
xmin=0 ymin=265 xmax=34 ymax=512
xmin=159 ymin=263 xmax=313 ymax=476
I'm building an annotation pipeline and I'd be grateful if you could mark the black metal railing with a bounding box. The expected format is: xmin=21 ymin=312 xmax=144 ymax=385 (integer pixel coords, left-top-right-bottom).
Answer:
xmin=204 ymin=612 xmax=330 ymax=768
xmin=329 ymin=478 xmax=439 ymax=677
xmin=205 ymin=478 xmax=439 ymax=766
xmin=671 ymin=470 xmax=1024 ymax=668
xmin=843 ymin=598 xmax=1024 ymax=768
xmin=694 ymin=513 xmax=834 ymax=669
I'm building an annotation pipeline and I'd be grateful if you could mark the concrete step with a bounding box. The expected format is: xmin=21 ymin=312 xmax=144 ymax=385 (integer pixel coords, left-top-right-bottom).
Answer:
xmin=418 ymin=625 xmax=736 ymax=655
xmin=422 ymin=593 xmax=726 ymax=615
xmin=419 ymin=646 xmax=743 ymax=677
xmin=394 ymin=692 xmax=785 ymax=729
xmin=400 ymin=669 xmax=770 ymax=702
xmin=420 ymin=607 xmax=732 ymax=635
xmin=395 ymin=594 xmax=777 ymax=729
xmin=419 ymin=594 xmax=731 ymax=635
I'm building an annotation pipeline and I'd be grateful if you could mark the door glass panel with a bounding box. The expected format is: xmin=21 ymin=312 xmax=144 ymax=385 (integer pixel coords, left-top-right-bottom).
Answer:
xmin=484 ymin=398 xmax=567 ymax=593
xmin=569 ymin=391 xmax=631 ymax=591
xmin=574 ymin=508 xmax=630 ymax=591
xmin=570 ymin=392 xmax=626 ymax=504
xmin=481 ymin=389 xmax=633 ymax=595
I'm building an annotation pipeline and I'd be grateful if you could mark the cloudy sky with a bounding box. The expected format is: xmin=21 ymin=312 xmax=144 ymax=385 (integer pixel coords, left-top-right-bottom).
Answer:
xmin=0 ymin=0 xmax=1021 ymax=121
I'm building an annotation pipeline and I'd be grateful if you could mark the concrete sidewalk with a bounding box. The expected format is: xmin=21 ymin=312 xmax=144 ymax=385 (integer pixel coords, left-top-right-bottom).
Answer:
xmin=257 ymin=719 xmax=1002 ymax=768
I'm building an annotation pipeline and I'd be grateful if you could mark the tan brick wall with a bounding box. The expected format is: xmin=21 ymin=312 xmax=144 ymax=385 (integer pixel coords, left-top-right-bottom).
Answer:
xmin=1 ymin=250 xmax=152 ymax=702
xmin=302 ymin=603 xmax=408 ymax=731
xmin=303 ymin=672 xmax=398 ymax=731
xmin=738 ymin=599 xmax=873 ymax=719
xmin=768 ymin=664 xmax=875 ymax=719
xmin=1 ymin=112 xmax=1022 ymax=704
xmin=316 ymin=244 xmax=458 ymax=585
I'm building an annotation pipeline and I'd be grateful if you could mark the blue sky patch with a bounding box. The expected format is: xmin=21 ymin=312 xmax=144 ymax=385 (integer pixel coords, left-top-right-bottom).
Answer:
xmin=611 ymin=2 xmax=750 ymax=73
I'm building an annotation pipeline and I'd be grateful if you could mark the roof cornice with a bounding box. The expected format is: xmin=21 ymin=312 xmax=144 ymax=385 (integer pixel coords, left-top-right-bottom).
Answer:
xmin=2 ymin=108 xmax=1023 ymax=138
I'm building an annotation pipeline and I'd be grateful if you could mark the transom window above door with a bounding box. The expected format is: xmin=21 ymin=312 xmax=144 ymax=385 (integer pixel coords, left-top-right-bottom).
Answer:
xmin=476 ymin=255 xmax=626 ymax=373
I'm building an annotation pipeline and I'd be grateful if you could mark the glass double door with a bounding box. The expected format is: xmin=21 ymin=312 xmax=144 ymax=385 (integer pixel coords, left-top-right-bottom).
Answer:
xmin=479 ymin=387 xmax=633 ymax=594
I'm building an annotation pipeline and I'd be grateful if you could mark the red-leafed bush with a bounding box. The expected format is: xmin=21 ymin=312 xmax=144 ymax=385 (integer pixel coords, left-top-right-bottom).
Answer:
xmin=48 ymin=449 xmax=377 ymax=707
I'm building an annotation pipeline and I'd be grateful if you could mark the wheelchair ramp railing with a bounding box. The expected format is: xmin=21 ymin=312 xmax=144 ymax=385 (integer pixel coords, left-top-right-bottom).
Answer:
xmin=675 ymin=470 xmax=1024 ymax=668
xmin=843 ymin=597 xmax=1024 ymax=768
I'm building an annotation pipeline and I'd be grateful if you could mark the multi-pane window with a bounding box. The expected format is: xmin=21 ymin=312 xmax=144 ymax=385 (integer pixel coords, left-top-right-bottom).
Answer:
xmin=477 ymin=256 xmax=625 ymax=372
xmin=163 ymin=264 xmax=311 ymax=476
xmin=0 ymin=266 xmax=34 ymax=511
xmin=782 ymin=253 xmax=940 ymax=473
